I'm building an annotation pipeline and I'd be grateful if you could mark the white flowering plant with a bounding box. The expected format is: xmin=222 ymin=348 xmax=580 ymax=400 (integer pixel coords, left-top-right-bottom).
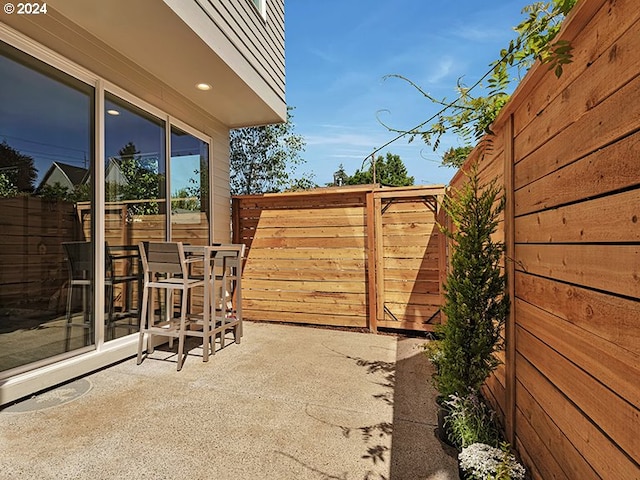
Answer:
xmin=458 ymin=442 xmax=526 ymax=480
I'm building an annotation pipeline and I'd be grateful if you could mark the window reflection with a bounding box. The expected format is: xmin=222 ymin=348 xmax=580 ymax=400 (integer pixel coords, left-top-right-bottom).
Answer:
xmin=103 ymin=93 xmax=166 ymax=341
xmin=170 ymin=126 xmax=209 ymax=245
xmin=0 ymin=41 xmax=94 ymax=373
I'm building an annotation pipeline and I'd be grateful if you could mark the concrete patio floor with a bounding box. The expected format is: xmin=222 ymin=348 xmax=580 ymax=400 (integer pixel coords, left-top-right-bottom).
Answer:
xmin=0 ymin=321 xmax=458 ymax=480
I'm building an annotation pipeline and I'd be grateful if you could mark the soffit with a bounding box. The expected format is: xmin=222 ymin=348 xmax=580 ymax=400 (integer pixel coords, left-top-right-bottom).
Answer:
xmin=49 ymin=0 xmax=284 ymax=127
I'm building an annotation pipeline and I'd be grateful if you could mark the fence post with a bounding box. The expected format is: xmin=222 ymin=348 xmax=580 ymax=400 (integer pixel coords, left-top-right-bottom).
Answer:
xmin=231 ymin=197 xmax=241 ymax=244
xmin=504 ymin=114 xmax=516 ymax=444
xmin=366 ymin=190 xmax=377 ymax=332
xmin=436 ymin=193 xmax=448 ymax=324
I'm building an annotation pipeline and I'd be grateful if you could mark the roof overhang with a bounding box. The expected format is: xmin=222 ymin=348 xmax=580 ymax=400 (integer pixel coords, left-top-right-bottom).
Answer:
xmin=50 ymin=0 xmax=285 ymax=128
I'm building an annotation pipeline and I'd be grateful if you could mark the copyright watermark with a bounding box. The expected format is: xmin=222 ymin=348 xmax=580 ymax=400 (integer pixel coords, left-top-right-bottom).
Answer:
xmin=4 ymin=2 xmax=47 ymax=14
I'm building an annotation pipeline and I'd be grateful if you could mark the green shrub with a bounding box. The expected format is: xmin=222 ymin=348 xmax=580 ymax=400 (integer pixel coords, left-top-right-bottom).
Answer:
xmin=435 ymin=164 xmax=509 ymax=398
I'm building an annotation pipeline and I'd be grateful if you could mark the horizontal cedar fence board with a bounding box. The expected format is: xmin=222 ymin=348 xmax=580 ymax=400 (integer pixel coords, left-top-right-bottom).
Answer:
xmin=515 ymin=188 xmax=640 ymax=242
xmin=382 ymin=256 xmax=439 ymax=270
xmin=236 ymin=207 xmax=366 ymax=224
xmin=379 ymin=310 xmax=440 ymax=324
xmin=245 ymin=247 xmax=366 ymax=261
xmin=383 ymin=280 xmax=439 ymax=295
xmin=242 ymin=309 xmax=367 ymax=327
xmin=235 ymin=194 xmax=367 ymax=210
xmin=514 ymin=132 xmax=640 ymax=216
xmin=247 ymin=236 xmax=367 ymax=249
xmin=243 ymin=299 xmax=367 ymax=316
xmin=382 ymin=223 xmax=436 ymax=236
xmin=376 ymin=317 xmax=438 ymax=331
xmin=513 ymin=13 xmax=640 ymax=157
xmin=516 ymin=298 xmax=639 ymax=409
xmin=516 ymin=352 xmax=638 ymax=479
xmin=240 ymin=213 xmax=366 ymax=228
xmin=515 ymin=380 xmax=595 ymax=480
xmin=383 ymin=259 xmax=439 ymax=272
xmin=244 ymin=259 xmax=367 ymax=272
xmin=376 ymin=291 xmax=440 ymax=306
xmin=511 ymin=0 xmax=638 ymax=137
xmin=514 ymin=73 xmax=640 ymax=190
xmin=515 ymin=244 xmax=640 ymax=299
xmin=243 ymin=267 xmax=367 ymax=282
xmin=243 ymin=289 xmax=366 ymax=305
xmin=243 ymin=279 xmax=367 ymax=294
xmin=251 ymin=225 xmax=366 ymax=239
xmin=515 ymin=273 xmax=640 ymax=356
xmin=378 ymin=233 xmax=440 ymax=247
xmin=517 ymin=326 xmax=639 ymax=463
xmin=382 ymin=303 xmax=440 ymax=319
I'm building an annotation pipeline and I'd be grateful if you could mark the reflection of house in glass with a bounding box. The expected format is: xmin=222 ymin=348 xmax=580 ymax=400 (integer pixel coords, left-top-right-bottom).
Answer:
xmin=38 ymin=161 xmax=89 ymax=193
xmin=1 ymin=0 xmax=285 ymax=405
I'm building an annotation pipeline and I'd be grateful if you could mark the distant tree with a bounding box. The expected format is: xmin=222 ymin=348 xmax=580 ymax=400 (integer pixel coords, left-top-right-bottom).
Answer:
xmin=230 ymin=107 xmax=306 ymax=195
xmin=0 ymin=172 xmax=18 ymax=197
xmin=328 ymin=164 xmax=349 ymax=187
xmin=0 ymin=140 xmax=37 ymax=193
xmin=347 ymin=152 xmax=414 ymax=187
xmin=442 ymin=146 xmax=474 ymax=169
xmin=286 ymin=176 xmax=318 ymax=192
xmin=171 ymin=187 xmax=199 ymax=212
xmin=38 ymin=182 xmax=70 ymax=201
xmin=108 ymin=142 xmax=164 ymax=215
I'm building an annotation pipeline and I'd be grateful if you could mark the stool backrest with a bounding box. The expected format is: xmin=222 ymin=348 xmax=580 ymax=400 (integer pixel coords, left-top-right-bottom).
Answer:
xmin=140 ymin=241 xmax=186 ymax=276
xmin=62 ymin=241 xmax=92 ymax=280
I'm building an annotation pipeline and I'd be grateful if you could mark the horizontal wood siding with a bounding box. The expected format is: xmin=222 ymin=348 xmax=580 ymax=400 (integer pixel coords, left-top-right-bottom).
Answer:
xmin=448 ymin=0 xmax=640 ymax=477
xmin=196 ymin=0 xmax=285 ymax=105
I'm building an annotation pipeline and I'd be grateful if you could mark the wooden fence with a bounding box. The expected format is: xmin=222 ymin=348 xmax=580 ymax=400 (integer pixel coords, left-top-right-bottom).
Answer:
xmin=449 ymin=0 xmax=640 ymax=477
xmin=232 ymin=185 xmax=446 ymax=332
xmin=0 ymin=197 xmax=78 ymax=309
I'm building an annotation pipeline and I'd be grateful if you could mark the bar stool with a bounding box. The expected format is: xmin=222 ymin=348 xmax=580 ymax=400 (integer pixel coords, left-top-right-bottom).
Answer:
xmin=136 ymin=241 xmax=204 ymax=370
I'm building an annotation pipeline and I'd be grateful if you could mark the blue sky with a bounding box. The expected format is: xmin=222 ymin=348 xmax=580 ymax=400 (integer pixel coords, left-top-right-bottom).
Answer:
xmin=284 ymin=0 xmax=531 ymax=186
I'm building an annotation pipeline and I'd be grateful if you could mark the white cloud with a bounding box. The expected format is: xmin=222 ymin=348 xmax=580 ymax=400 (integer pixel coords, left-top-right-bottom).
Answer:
xmin=427 ymin=57 xmax=455 ymax=84
xmin=452 ymin=25 xmax=510 ymax=42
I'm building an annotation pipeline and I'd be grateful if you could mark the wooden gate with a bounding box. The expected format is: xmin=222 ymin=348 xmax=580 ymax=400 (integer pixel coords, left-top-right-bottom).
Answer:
xmin=370 ymin=188 xmax=446 ymax=332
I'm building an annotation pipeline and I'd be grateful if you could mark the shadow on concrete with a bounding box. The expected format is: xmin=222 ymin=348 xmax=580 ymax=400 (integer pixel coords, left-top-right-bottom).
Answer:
xmin=296 ymin=339 xmax=458 ymax=480
xmin=389 ymin=337 xmax=458 ymax=479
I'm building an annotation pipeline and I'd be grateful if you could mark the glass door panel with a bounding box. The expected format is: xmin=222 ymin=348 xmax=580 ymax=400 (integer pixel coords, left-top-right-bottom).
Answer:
xmin=0 ymin=41 xmax=94 ymax=373
xmin=170 ymin=126 xmax=209 ymax=246
xmin=104 ymin=93 xmax=166 ymax=341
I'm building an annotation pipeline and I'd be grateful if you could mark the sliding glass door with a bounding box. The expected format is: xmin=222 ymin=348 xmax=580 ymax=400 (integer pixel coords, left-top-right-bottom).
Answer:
xmin=0 ymin=39 xmax=212 ymax=374
xmin=0 ymin=40 xmax=94 ymax=373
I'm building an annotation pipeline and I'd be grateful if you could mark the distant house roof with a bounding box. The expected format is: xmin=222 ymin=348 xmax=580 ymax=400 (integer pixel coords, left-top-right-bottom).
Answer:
xmin=37 ymin=161 xmax=89 ymax=192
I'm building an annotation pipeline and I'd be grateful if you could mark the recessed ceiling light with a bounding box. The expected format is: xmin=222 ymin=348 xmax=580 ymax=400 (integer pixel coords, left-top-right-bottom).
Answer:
xmin=196 ymin=83 xmax=212 ymax=91
xmin=107 ymin=109 xmax=120 ymax=116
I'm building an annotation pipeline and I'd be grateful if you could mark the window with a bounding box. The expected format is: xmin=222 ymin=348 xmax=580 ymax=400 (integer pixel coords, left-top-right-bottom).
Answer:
xmin=251 ymin=0 xmax=266 ymax=18
xmin=170 ymin=126 xmax=210 ymax=245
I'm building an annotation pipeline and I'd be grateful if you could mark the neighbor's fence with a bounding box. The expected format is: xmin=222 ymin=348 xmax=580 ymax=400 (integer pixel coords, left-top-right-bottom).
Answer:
xmin=232 ymin=185 xmax=446 ymax=332
xmin=449 ymin=0 xmax=640 ymax=477
xmin=0 ymin=197 xmax=78 ymax=309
